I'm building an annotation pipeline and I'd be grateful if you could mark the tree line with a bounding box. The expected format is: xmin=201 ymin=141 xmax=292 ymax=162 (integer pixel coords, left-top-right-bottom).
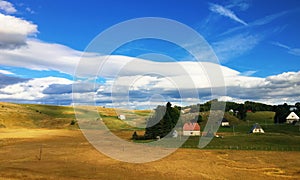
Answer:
xmin=175 ymin=100 xmax=300 ymax=123
xmin=132 ymin=101 xmax=300 ymax=140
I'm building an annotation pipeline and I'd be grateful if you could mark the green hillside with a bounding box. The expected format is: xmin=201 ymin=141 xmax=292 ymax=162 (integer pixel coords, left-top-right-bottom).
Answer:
xmin=0 ymin=102 xmax=75 ymax=129
xmin=245 ymin=111 xmax=275 ymax=124
xmin=1 ymin=102 xmax=299 ymax=151
xmin=0 ymin=102 xmax=141 ymax=131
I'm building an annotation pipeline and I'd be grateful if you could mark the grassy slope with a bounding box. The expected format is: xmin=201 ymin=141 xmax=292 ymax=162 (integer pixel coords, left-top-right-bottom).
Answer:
xmin=245 ymin=111 xmax=275 ymax=124
xmin=0 ymin=102 xmax=146 ymax=132
xmin=0 ymin=102 xmax=76 ymax=129
xmin=183 ymin=111 xmax=300 ymax=151
xmin=1 ymin=102 xmax=299 ymax=151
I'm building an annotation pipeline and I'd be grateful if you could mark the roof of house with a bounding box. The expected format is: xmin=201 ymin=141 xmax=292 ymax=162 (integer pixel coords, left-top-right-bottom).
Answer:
xmin=286 ymin=112 xmax=300 ymax=120
xmin=250 ymin=123 xmax=263 ymax=131
xmin=183 ymin=123 xmax=200 ymax=131
xmin=221 ymin=118 xmax=229 ymax=122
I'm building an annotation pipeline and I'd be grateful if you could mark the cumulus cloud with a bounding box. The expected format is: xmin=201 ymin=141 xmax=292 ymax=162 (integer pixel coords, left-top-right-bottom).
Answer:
xmin=74 ymin=55 xmax=300 ymax=106
xmin=0 ymin=77 xmax=72 ymax=102
xmin=0 ymin=34 xmax=299 ymax=106
xmin=0 ymin=53 xmax=299 ymax=106
xmin=0 ymin=73 xmax=29 ymax=88
xmin=0 ymin=0 xmax=16 ymax=14
xmin=0 ymin=13 xmax=38 ymax=49
xmin=209 ymin=3 xmax=247 ymax=26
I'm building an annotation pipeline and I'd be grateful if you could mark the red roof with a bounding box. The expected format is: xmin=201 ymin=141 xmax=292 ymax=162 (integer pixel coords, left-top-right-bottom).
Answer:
xmin=183 ymin=123 xmax=200 ymax=131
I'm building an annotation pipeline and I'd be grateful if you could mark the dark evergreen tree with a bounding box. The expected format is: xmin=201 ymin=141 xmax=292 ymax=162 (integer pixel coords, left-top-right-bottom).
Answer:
xmin=274 ymin=104 xmax=290 ymax=124
xmin=144 ymin=102 xmax=180 ymax=139
xmin=196 ymin=114 xmax=203 ymax=123
xmin=132 ymin=131 xmax=138 ymax=140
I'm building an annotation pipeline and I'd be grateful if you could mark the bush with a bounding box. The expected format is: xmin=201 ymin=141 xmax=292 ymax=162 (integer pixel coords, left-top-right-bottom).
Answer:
xmin=70 ymin=119 xmax=77 ymax=125
xmin=132 ymin=131 xmax=138 ymax=140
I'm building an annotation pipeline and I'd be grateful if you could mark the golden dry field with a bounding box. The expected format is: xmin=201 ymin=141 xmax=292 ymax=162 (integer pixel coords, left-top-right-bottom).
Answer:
xmin=0 ymin=128 xmax=299 ymax=180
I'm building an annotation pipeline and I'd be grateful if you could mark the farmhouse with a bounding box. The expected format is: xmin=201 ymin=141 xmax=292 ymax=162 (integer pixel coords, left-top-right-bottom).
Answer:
xmin=172 ymin=130 xmax=178 ymax=138
xmin=118 ymin=114 xmax=126 ymax=120
xmin=221 ymin=118 xmax=230 ymax=127
xmin=249 ymin=123 xmax=264 ymax=134
xmin=183 ymin=122 xmax=200 ymax=136
xmin=181 ymin=108 xmax=191 ymax=114
xmin=286 ymin=112 xmax=299 ymax=124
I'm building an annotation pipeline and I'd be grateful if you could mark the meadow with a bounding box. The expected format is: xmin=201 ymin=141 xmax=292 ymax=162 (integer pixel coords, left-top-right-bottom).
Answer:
xmin=0 ymin=102 xmax=299 ymax=179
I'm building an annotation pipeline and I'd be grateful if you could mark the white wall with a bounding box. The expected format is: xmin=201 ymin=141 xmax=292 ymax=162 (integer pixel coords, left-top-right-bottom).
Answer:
xmin=183 ymin=131 xmax=200 ymax=136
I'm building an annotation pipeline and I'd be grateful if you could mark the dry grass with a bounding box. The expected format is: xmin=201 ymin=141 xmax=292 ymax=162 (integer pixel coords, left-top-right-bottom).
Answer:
xmin=0 ymin=102 xmax=74 ymax=129
xmin=0 ymin=129 xmax=299 ymax=180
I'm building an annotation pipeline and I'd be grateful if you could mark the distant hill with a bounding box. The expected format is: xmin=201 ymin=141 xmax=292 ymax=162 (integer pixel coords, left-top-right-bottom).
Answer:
xmin=198 ymin=111 xmax=239 ymax=127
xmin=0 ymin=102 xmax=151 ymax=130
xmin=0 ymin=102 xmax=75 ymax=129
xmin=245 ymin=111 xmax=275 ymax=125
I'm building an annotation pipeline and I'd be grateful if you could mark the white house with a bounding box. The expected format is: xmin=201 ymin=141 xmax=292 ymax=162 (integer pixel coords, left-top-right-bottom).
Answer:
xmin=183 ymin=122 xmax=200 ymax=136
xmin=172 ymin=130 xmax=178 ymax=138
xmin=118 ymin=114 xmax=126 ymax=120
xmin=249 ymin=123 xmax=264 ymax=133
xmin=221 ymin=118 xmax=230 ymax=127
xmin=181 ymin=108 xmax=191 ymax=114
xmin=286 ymin=112 xmax=299 ymax=124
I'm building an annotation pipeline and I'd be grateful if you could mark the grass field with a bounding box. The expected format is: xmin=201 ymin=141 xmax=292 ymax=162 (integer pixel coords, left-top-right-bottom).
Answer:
xmin=0 ymin=129 xmax=299 ymax=179
xmin=245 ymin=111 xmax=276 ymax=124
xmin=0 ymin=102 xmax=300 ymax=179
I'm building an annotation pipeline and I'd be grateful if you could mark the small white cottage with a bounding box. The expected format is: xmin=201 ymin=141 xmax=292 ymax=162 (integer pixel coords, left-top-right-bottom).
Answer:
xmin=286 ymin=112 xmax=299 ymax=124
xmin=172 ymin=130 xmax=178 ymax=138
xmin=249 ymin=123 xmax=264 ymax=133
xmin=183 ymin=122 xmax=200 ymax=136
xmin=221 ymin=118 xmax=230 ymax=127
xmin=118 ymin=114 xmax=126 ymax=120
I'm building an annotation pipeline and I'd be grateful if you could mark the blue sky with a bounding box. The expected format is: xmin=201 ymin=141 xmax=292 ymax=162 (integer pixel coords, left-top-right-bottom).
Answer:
xmin=6 ymin=0 xmax=300 ymax=76
xmin=0 ymin=0 xmax=300 ymax=107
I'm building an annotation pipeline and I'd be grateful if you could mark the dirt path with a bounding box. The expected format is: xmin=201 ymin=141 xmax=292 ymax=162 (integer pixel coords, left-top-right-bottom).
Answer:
xmin=0 ymin=129 xmax=299 ymax=179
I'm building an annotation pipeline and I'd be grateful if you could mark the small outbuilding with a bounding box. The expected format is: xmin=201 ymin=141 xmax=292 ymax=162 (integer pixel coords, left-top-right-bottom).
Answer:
xmin=118 ymin=114 xmax=126 ymax=120
xmin=286 ymin=112 xmax=299 ymax=124
xmin=183 ymin=122 xmax=200 ymax=136
xmin=249 ymin=123 xmax=264 ymax=134
xmin=172 ymin=130 xmax=178 ymax=138
xmin=221 ymin=118 xmax=230 ymax=127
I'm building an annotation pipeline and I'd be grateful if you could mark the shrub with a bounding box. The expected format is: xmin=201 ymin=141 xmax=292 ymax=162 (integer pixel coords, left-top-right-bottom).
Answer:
xmin=132 ymin=131 xmax=138 ymax=140
xmin=70 ymin=119 xmax=77 ymax=125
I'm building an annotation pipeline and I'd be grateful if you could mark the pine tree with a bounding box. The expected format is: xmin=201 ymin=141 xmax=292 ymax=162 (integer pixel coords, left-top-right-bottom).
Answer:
xmin=144 ymin=102 xmax=179 ymax=139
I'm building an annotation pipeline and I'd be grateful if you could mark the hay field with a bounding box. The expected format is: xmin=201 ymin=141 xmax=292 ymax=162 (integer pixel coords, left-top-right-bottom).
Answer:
xmin=0 ymin=129 xmax=299 ymax=180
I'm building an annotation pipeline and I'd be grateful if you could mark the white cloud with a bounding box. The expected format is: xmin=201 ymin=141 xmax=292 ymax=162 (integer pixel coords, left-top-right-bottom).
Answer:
xmin=25 ymin=7 xmax=34 ymax=14
xmin=209 ymin=3 xmax=247 ymax=26
xmin=0 ymin=76 xmax=72 ymax=101
xmin=0 ymin=13 xmax=38 ymax=49
xmin=0 ymin=39 xmax=83 ymax=73
xmin=77 ymin=55 xmax=299 ymax=105
xmin=220 ymin=10 xmax=292 ymax=36
xmin=0 ymin=0 xmax=16 ymax=14
xmin=226 ymin=0 xmax=250 ymax=11
xmin=272 ymin=41 xmax=300 ymax=56
xmin=0 ymin=69 xmax=14 ymax=75
xmin=0 ymin=51 xmax=299 ymax=106
xmin=212 ymin=33 xmax=261 ymax=62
